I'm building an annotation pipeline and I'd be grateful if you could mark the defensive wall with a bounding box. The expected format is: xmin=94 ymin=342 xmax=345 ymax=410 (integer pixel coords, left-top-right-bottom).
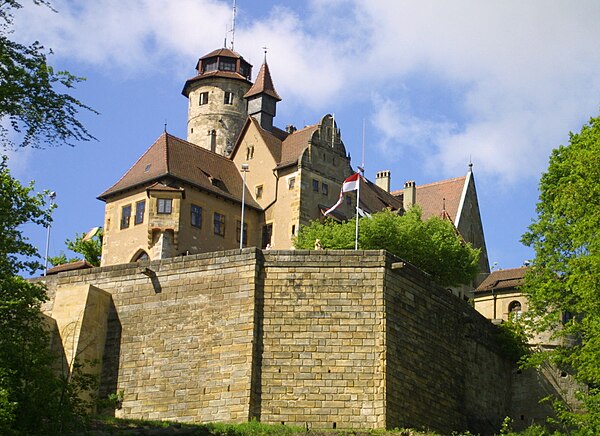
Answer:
xmin=40 ymin=248 xmax=513 ymax=435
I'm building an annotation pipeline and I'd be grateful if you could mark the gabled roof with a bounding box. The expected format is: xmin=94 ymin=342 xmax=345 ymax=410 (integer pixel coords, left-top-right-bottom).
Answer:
xmin=98 ymin=132 xmax=260 ymax=208
xmin=278 ymin=124 xmax=319 ymax=168
xmin=244 ymin=61 xmax=281 ymax=101
xmin=475 ymin=267 xmax=528 ymax=292
xmin=392 ymin=176 xmax=467 ymax=221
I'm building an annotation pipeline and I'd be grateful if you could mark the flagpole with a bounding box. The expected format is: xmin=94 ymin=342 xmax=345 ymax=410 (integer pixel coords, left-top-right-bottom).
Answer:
xmin=355 ymin=172 xmax=361 ymax=250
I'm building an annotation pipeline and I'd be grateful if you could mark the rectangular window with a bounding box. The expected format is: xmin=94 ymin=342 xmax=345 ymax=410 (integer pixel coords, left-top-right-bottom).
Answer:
xmin=312 ymin=179 xmax=319 ymax=192
xmin=191 ymin=204 xmax=202 ymax=228
xmin=220 ymin=59 xmax=236 ymax=71
xmin=288 ymin=177 xmax=295 ymax=189
xmin=134 ymin=200 xmax=145 ymax=225
xmin=120 ymin=204 xmax=131 ymax=229
xmin=346 ymin=195 xmax=352 ymax=206
xmin=322 ymin=183 xmax=329 ymax=196
xmin=255 ymin=185 xmax=263 ymax=199
xmin=224 ymin=91 xmax=234 ymax=105
xmin=214 ymin=212 xmax=225 ymax=236
xmin=157 ymin=198 xmax=172 ymax=214
xmin=236 ymin=220 xmax=248 ymax=245
xmin=199 ymin=92 xmax=208 ymax=105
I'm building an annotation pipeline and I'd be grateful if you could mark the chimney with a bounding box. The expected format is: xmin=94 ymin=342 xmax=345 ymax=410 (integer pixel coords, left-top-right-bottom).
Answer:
xmin=375 ymin=170 xmax=391 ymax=192
xmin=207 ymin=129 xmax=216 ymax=153
xmin=403 ymin=180 xmax=416 ymax=210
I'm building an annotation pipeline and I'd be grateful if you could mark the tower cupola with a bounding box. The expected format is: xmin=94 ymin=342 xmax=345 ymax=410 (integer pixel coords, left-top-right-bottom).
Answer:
xmin=182 ymin=48 xmax=253 ymax=156
xmin=244 ymin=59 xmax=281 ymax=132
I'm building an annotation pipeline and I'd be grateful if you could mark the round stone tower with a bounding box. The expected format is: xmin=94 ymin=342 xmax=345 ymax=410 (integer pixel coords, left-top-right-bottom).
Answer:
xmin=182 ymin=48 xmax=253 ymax=156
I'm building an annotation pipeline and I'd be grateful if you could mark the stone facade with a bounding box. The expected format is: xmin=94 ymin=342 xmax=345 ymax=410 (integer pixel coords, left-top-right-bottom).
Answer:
xmin=41 ymin=249 xmax=513 ymax=434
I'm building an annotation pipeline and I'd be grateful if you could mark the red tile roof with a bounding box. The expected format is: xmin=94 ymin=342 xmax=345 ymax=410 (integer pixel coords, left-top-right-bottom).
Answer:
xmin=360 ymin=177 xmax=404 ymax=212
xmin=98 ymin=133 xmax=260 ymax=208
xmin=200 ymin=48 xmax=244 ymax=60
xmin=46 ymin=260 xmax=94 ymax=275
xmin=475 ymin=267 xmax=528 ymax=292
xmin=278 ymin=124 xmax=319 ymax=168
xmin=392 ymin=176 xmax=466 ymax=221
xmin=244 ymin=61 xmax=281 ymax=101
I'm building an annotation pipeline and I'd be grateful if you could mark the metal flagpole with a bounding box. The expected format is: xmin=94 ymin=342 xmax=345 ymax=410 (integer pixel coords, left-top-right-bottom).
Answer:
xmin=355 ymin=172 xmax=361 ymax=250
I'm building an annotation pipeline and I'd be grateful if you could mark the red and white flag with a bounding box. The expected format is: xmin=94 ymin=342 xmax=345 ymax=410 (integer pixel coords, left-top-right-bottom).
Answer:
xmin=324 ymin=173 xmax=360 ymax=216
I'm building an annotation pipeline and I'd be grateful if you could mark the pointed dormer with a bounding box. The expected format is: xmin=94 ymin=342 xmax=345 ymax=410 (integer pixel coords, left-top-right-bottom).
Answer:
xmin=244 ymin=58 xmax=281 ymax=131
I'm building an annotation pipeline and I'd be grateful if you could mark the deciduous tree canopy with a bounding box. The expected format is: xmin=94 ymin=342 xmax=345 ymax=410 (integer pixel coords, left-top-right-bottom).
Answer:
xmin=294 ymin=207 xmax=480 ymax=287
xmin=522 ymin=113 xmax=600 ymax=432
xmin=0 ymin=0 xmax=96 ymax=148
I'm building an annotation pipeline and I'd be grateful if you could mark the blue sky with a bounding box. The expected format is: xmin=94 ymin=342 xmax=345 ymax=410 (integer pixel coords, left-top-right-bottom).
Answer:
xmin=6 ymin=0 xmax=600 ymax=274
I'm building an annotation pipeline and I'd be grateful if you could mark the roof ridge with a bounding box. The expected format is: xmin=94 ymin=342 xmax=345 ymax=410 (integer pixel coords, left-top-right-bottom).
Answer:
xmin=417 ymin=175 xmax=466 ymax=188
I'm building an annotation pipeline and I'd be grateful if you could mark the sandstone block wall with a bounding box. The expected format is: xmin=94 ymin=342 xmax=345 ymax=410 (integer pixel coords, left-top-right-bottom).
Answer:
xmin=40 ymin=249 xmax=513 ymax=433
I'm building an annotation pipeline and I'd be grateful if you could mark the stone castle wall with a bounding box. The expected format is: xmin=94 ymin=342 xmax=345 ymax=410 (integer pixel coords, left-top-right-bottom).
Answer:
xmin=40 ymin=249 xmax=512 ymax=434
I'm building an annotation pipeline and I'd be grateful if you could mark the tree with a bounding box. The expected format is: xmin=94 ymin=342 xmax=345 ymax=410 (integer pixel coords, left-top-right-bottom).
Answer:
xmin=294 ymin=207 xmax=480 ymax=287
xmin=49 ymin=228 xmax=103 ymax=267
xmin=0 ymin=0 xmax=96 ymax=148
xmin=0 ymin=156 xmax=94 ymax=434
xmin=521 ymin=113 xmax=600 ymax=432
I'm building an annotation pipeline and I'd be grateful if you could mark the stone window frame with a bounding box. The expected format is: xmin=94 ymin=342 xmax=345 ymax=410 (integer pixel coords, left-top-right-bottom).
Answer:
xmin=199 ymin=92 xmax=209 ymax=106
xmin=120 ymin=204 xmax=131 ymax=229
xmin=134 ymin=200 xmax=145 ymax=225
xmin=157 ymin=198 xmax=173 ymax=214
xmin=191 ymin=204 xmax=202 ymax=228
xmin=224 ymin=91 xmax=234 ymax=105
xmin=255 ymin=185 xmax=263 ymax=199
xmin=214 ymin=212 xmax=226 ymax=237
xmin=236 ymin=220 xmax=248 ymax=245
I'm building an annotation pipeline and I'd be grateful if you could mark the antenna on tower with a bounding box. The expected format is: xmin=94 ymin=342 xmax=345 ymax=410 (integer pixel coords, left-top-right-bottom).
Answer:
xmin=230 ymin=0 xmax=237 ymax=50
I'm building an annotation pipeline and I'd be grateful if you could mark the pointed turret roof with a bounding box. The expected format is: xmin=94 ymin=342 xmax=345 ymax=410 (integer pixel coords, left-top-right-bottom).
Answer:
xmin=244 ymin=61 xmax=281 ymax=101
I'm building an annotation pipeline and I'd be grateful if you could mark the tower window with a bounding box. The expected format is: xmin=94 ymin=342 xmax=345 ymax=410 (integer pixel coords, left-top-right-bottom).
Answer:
xmin=322 ymin=183 xmax=329 ymax=196
xmin=220 ymin=59 xmax=236 ymax=72
xmin=191 ymin=204 xmax=202 ymax=228
xmin=121 ymin=204 xmax=131 ymax=229
xmin=134 ymin=200 xmax=145 ymax=225
xmin=157 ymin=198 xmax=172 ymax=214
xmin=288 ymin=177 xmax=295 ymax=189
xmin=214 ymin=212 xmax=225 ymax=236
xmin=224 ymin=91 xmax=234 ymax=105
xmin=203 ymin=59 xmax=217 ymax=72
xmin=199 ymin=92 xmax=208 ymax=105
xmin=255 ymin=185 xmax=263 ymax=199
xmin=312 ymin=179 xmax=319 ymax=192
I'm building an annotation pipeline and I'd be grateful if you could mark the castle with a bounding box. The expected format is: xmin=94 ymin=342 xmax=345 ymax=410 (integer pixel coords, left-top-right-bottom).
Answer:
xmin=39 ymin=44 xmax=573 ymax=434
xmin=95 ymin=46 xmax=490 ymax=293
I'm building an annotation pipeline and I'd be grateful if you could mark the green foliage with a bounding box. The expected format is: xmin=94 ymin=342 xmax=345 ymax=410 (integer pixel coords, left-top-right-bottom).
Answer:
xmin=0 ymin=0 xmax=96 ymax=148
xmin=521 ymin=113 xmax=600 ymax=432
xmin=294 ymin=208 xmax=480 ymax=287
xmin=496 ymin=319 xmax=530 ymax=363
xmin=0 ymin=156 xmax=92 ymax=434
xmin=48 ymin=228 xmax=103 ymax=267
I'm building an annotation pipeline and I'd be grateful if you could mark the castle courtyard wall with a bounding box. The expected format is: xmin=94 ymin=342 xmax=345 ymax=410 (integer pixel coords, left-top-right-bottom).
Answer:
xmin=40 ymin=249 xmax=512 ymax=433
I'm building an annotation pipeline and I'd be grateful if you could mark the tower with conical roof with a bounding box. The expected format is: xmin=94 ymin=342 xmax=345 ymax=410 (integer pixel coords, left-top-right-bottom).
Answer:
xmin=244 ymin=56 xmax=281 ymax=132
xmin=182 ymin=48 xmax=253 ymax=156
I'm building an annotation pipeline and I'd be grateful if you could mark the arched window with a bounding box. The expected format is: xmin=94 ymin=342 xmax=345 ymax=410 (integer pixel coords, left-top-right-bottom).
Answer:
xmin=131 ymin=250 xmax=149 ymax=262
xmin=508 ymin=300 xmax=523 ymax=320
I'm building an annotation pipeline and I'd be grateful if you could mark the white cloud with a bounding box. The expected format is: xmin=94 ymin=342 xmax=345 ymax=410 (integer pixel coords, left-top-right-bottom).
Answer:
xmin=11 ymin=0 xmax=600 ymax=183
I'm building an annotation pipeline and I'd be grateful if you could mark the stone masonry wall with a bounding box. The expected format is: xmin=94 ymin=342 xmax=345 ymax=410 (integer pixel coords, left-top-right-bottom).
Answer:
xmin=40 ymin=249 xmax=512 ymax=432
xmin=42 ymin=250 xmax=261 ymax=423
xmin=258 ymin=250 xmax=387 ymax=429
xmin=384 ymin=259 xmax=512 ymax=435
